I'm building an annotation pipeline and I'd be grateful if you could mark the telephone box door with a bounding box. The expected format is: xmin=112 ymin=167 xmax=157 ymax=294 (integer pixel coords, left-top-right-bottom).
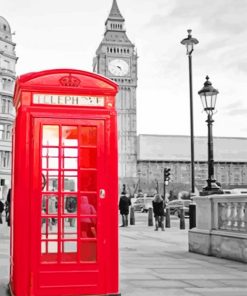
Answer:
xmin=32 ymin=117 xmax=107 ymax=295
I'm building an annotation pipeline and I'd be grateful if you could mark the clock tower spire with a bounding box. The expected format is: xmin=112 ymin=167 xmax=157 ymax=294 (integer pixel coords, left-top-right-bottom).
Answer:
xmin=93 ymin=0 xmax=138 ymax=189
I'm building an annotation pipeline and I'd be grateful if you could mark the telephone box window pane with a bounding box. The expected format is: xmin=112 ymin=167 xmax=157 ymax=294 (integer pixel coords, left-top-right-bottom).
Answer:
xmin=80 ymin=126 xmax=97 ymax=146
xmin=42 ymin=125 xmax=59 ymax=146
xmin=62 ymin=172 xmax=78 ymax=192
xmin=62 ymin=218 xmax=77 ymax=239
xmin=41 ymin=218 xmax=58 ymax=238
xmin=80 ymin=195 xmax=96 ymax=216
xmin=42 ymin=195 xmax=58 ymax=215
xmin=42 ymin=171 xmax=59 ymax=192
xmin=80 ymin=241 xmax=96 ymax=262
xmin=48 ymin=157 xmax=59 ymax=169
xmin=80 ymin=148 xmax=97 ymax=168
xmin=64 ymin=195 xmax=77 ymax=214
xmin=62 ymin=158 xmax=77 ymax=169
xmin=48 ymin=241 xmax=58 ymax=253
xmin=80 ymin=220 xmax=97 ymax=238
xmin=42 ymin=157 xmax=59 ymax=170
xmin=63 ymin=148 xmax=78 ymax=157
xmin=42 ymin=148 xmax=59 ymax=157
xmin=80 ymin=171 xmax=97 ymax=191
xmin=82 ymin=193 xmax=97 ymax=212
xmin=48 ymin=177 xmax=59 ymax=192
xmin=61 ymin=242 xmax=77 ymax=262
xmin=62 ymin=126 xmax=78 ymax=146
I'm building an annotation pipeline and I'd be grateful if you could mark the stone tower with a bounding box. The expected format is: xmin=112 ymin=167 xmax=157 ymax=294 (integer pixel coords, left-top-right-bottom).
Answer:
xmin=0 ymin=16 xmax=17 ymax=199
xmin=93 ymin=0 xmax=138 ymax=190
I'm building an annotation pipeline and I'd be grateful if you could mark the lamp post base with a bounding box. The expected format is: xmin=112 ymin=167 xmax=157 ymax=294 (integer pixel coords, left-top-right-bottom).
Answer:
xmin=200 ymin=180 xmax=223 ymax=196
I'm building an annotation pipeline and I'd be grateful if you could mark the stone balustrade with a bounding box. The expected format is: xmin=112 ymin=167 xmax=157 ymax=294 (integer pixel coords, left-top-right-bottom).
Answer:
xmin=189 ymin=194 xmax=247 ymax=262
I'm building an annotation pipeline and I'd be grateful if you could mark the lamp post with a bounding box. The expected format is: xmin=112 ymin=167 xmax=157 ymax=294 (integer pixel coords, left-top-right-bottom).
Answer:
xmin=198 ymin=76 xmax=222 ymax=193
xmin=181 ymin=29 xmax=199 ymax=194
xmin=137 ymin=169 xmax=142 ymax=194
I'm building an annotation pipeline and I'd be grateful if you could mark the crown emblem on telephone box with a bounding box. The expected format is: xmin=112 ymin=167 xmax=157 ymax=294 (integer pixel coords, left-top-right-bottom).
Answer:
xmin=59 ymin=74 xmax=81 ymax=87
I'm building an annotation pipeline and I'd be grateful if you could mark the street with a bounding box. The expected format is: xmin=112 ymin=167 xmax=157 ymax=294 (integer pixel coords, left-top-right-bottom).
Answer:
xmin=1 ymin=213 xmax=247 ymax=296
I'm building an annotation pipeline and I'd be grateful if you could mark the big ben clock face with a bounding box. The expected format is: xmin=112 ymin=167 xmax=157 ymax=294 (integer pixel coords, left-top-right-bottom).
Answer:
xmin=108 ymin=59 xmax=129 ymax=76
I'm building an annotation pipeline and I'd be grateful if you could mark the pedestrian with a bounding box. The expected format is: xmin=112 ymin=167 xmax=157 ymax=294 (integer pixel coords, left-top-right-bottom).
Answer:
xmin=0 ymin=199 xmax=4 ymax=224
xmin=6 ymin=188 xmax=11 ymax=226
xmin=80 ymin=195 xmax=96 ymax=238
xmin=152 ymin=192 xmax=165 ymax=231
xmin=119 ymin=188 xmax=131 ymax=227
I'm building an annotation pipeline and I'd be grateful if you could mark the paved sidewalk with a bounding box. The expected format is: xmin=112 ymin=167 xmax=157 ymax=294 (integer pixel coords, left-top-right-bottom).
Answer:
xmin=1 ymin=214 xmax=247 ymax=296
xmin=120 ymin=215 xmax=247 ymax=296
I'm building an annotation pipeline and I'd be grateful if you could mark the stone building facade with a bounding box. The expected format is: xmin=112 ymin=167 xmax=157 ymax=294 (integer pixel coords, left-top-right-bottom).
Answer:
xmin=93 ymin=0 xmax=138 ymax=187
xmin=137 ymin=135 xmax=247 ymax=196
xmin=0 ymin=16 xmax=17 ymax=199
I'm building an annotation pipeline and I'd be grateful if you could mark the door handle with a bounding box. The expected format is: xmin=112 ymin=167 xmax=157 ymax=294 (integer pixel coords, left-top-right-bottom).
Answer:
xmin=99 ymin=189 xmax=105 ymax=199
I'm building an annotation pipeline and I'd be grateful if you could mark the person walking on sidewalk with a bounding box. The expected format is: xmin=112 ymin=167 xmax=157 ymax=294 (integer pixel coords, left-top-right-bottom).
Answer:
xmin=152 ymin=192 xmax=165 ymax=231
xmin=119 ymin=187 xmax=131 ymax=227
xmin=0 ymin=200 xmax=4 ymax=224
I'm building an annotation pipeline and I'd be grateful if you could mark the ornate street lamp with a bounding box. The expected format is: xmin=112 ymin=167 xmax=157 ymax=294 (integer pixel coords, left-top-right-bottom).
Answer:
xmin=181 ymin=29 xmax=199 ymax=194
xmin=198 ymin=76 xmax=222 ymax=193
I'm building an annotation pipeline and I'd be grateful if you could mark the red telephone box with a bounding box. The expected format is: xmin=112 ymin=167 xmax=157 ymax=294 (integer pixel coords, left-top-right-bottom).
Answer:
xmin=10 ymin=69 xmax=120 ymax=296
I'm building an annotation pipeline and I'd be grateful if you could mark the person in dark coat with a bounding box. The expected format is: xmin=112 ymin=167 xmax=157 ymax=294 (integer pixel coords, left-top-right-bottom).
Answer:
xmin=152 ymin=193 xmax=165 ymax=231
xmin=0 ymin=200 xmax=4 ymax=224
xmin=6 ymin=188 xmax=11 ymax=226
xmin=119 ymin=189 xmax=131 ymax=227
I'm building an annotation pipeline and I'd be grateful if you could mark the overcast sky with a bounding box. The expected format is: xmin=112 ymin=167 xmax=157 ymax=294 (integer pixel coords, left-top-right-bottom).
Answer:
xmin=2 ymin=0 xmax=247 ymax=138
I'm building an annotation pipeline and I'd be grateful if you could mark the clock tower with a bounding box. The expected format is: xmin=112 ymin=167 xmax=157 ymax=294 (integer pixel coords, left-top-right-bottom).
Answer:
xmin=93 ymin=0 xmax=138 ymax=188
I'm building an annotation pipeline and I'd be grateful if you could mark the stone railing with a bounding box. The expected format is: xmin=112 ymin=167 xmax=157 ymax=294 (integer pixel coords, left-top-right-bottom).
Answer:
xmin=217 ymin=198 xmax=247 ymax=232
xmin=189 ymin=194 xmax=247 ymax=262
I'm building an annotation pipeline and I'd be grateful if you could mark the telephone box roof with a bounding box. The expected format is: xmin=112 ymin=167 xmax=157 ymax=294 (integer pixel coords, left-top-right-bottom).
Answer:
xmin=14 ymin=68 xmax=118 ymax=103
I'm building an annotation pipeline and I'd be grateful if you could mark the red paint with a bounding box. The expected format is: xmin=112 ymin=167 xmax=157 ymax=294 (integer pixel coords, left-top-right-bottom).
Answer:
xmin=10 ymin=69 xmax=119 ymax=296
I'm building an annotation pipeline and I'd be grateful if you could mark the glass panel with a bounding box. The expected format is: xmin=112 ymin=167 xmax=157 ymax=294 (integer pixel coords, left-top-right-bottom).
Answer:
xmin=63 ymin=148 xmax=78 ymax=157
xmin=42 ymin=125 xmax=59 ymax=146
xmin=42 ymin=157 xmax=59 ymax=169
xmin=80 ymin=148 xmax=97 ymax=168
xmin=61 ymin=242 xmax=77 ymax=262
xmin=42 ymin=148 xmax=59 ymax=157
xmin=80 ymin=195 xmax=96 ymax=216
xmin=41 ymin=218 xmax=58 ymax=238
xmin=63 ymin=241 xmax=77 ymax=253
xmin=48 ymin=241 xmax=58 ymax=253
xmin=62 ymin=158 xmax=77 ymax=169
xmin=48 ymin=157 xmax=59 ymax=169
xmin=62 ymin=218 xmax=77 ymax=239
xmin=80 ymin=126 xmax=97 ymax=146
xmin=62 ymin=126 xmax=78 ymax=146
xmin=82 ymin=193 xmax=97 ymax=212
xmin=80 ymin=171 xmax=97 ymax=191
xmin=42 ymin=195 xmax=58 ymax=214
xmin=42 ymin=171 xmax=59 ymax=192
xmin=80 ymin=241 xmax=96 ymax=262
xmin=62 ymin=171 xmax=78 ymax=192
xmin=64 ymin=195 xmax=77 ymax=214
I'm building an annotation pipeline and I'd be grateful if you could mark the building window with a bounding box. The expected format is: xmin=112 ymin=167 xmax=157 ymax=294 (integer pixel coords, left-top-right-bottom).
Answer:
xmin=0 ymin=151 xmax=10 ymax=169
xmin=3 ymin=25 xmax=6 ymax=31
xmin=0 ymin=97 xmax=13 ymax=114
xmin=0 ymin=124 xmax=4 ymax=140
xmin=6 ymin=125 xmax=11 ymax=140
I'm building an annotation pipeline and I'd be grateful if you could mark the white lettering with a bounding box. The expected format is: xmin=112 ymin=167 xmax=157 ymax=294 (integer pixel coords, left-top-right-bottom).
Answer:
xmin=33 ymin=94 xmax=105 ymax=107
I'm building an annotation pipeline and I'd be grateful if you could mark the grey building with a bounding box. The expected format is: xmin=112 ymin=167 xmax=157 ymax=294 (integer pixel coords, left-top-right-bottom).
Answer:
xmin=93 ymin=0 xmax=138 ymax=187
xmin=137 ymin=134 xmax=247 ymax=196
xmin=0 ymin=16 xmax=17 ymax=199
